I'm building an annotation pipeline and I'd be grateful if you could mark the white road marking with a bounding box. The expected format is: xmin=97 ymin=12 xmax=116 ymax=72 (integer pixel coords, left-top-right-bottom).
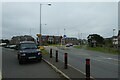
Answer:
xmin=107 ymin=58 xmax=120 ymax=61
xmin=75 ymin=53 xmax=90 ymax=56
xmin=92 ymin=58 xmax=118 ymax=65
xmin=99 ymin=56 xmax=120 ymax=62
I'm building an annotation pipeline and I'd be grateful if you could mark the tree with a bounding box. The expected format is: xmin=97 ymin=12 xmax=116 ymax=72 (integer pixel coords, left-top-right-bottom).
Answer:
xmin=87 ymin=34 xmax=104 ymax=47
xmin=2 ymin=39 xmax=10 ymax=45
xmin=53 ymin=35 xmax=56 ymax=44
xmin=104 ymin=38 xmax=113 ymax=47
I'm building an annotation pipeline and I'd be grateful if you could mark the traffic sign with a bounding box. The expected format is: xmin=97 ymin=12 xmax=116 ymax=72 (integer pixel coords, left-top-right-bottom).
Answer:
xmin=36 ymin=34 xmax=41 ymax=37
xmin=63 ymin=35 xmax=67 ymax=38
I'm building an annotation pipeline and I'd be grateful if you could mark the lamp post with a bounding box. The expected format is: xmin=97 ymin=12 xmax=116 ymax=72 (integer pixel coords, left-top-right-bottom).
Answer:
xmin=81 ymin=33 xmax=82 ymax=45
xmin=113 ymin=29 xmax=116 ymax=46
xmin=39 ymin=3 xmax=51 ymax=46
xmin=64 ymin=28 xmax=66 ymax=45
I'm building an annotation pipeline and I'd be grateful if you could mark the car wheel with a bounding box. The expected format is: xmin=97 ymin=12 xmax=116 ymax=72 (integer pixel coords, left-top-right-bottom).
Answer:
xmin=37 ymin=59 xmax=42 ymax=62
xmin=19 ymin=60 xmax=23 ymax=64
xmin=17 ymin=55 xmax=20 ymax=59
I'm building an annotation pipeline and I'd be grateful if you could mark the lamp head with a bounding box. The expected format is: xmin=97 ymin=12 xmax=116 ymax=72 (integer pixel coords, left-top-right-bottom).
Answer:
xmin=48 ymin=3 xmax=51 ymax=6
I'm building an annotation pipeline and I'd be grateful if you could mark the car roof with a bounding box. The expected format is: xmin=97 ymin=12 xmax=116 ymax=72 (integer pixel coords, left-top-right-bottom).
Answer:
xmin=20 ymin=41 xmax=35 ymax=44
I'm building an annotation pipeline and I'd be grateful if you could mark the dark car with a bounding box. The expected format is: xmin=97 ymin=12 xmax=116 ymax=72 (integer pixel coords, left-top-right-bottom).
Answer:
xmin=16 ymin=41 xmax=42 ymax=64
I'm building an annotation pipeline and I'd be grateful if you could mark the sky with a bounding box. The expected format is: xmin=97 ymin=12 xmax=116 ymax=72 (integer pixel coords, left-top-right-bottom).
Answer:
xmin=1 ymin=1 xmax=119 ymax=40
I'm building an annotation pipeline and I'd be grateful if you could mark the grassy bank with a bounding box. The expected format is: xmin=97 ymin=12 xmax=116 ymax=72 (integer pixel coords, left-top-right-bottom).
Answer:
xmin=41 ymin=49 xmax=48 ymax=55
xmin=86 ymin=46 xmax=119 ymax=54
xmin=73 ymin=45 xmax=82 ymax=49
xmin=74 ymin=45 xmax=119 ymax=54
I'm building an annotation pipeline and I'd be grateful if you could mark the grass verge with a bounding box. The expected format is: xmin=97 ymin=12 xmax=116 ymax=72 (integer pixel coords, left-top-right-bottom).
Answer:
xmin=74 ymin=45 xmax=120 ymax=54
xmin=41 ymin=49 xmax=49 ymax=55
xmin=73 ymin=45 xmax=82 ymax=49
xmin=86 ymin=46 xmax=120 ymax=54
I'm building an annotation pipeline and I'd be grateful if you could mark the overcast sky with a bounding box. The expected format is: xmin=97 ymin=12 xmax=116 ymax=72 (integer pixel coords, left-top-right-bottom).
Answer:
xmin=1 ymin=2 xmax=119 ymax=39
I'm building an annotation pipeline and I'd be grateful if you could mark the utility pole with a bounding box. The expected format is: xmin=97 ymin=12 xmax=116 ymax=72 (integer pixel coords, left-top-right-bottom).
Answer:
xmin=64 ymin=28 xmax=66 ymax=45
xmin=39 ymin=4 xmax=42 ymax=46
xmin=113 ymin=29 xmax=116 ymax=47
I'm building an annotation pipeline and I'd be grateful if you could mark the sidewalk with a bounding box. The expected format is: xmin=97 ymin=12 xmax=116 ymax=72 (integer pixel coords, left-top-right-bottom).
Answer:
xmin=43 ymin=53 xmax=88 ymax=80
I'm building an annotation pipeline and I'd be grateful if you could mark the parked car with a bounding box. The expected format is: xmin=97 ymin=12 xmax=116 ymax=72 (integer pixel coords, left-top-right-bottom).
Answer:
xmin=16 ymin=41 xmax=42 ymax=64
xmin=66 ymin=44 xmax=70 ymax=47
xmin=5 ymin=45 xmax=16 ymax=49
xmin=5 ymin=45 xmax=10 ymax=48
xmin=9 ymin=45 xmax=16 ymax=49
xmin=69 ymin=43 xmax=73 ymax=46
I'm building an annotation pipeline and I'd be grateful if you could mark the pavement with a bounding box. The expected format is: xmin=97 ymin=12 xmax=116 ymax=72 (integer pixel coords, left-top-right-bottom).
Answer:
xmin=42 ymin=51 xmax=94 ymax=80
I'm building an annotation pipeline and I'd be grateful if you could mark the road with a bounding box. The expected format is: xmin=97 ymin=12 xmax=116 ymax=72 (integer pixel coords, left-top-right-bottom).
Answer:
xmin=2 ymin=47 xmax=61 ymax=78
xmin=45 ymin=46 xmax=118 ymax=78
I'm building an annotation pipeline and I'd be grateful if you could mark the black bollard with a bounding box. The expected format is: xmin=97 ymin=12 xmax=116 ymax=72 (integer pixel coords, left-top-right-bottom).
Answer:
xmin=64 ymin=53 xmax=68 ymax=69
xmin=56 ymin=50 xmax=58 ymax=62
xmin=86 ymin=59 xmax=90 ymax=80
xmin=50 ymin=49 xmax=52 ymax=58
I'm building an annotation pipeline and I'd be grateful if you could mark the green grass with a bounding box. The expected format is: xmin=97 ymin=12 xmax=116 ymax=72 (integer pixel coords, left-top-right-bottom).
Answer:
xmin=73 ymin=45 xmax=82 ymax=49
xmin=74 ymin=45 xmax=120 ymax=54
xmin=86 ymin=46 xmax=119 ymax=54
xmin=41 ymin=49 xmax=49 ymax=55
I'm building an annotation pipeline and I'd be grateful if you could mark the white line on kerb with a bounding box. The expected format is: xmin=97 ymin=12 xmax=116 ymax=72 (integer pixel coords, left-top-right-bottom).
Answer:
xmin=42 ymin=58 xmax=71 ymax=80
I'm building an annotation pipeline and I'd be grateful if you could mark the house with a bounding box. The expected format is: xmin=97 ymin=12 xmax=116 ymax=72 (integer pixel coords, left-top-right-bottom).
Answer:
xmin=37 ymin=35 xmax=62 ymax=45
xmin=10 ymin=35 xmax=35 ymax=45
xmin=37 ymin=35 xmax=79 ymax=45
xmin=62 ymin=37 xmax=78 ymax=45
xmin=112 ymin=36 xmax=118 ymax=45
xmin=44 ymin=35 xmax=61 ymax=43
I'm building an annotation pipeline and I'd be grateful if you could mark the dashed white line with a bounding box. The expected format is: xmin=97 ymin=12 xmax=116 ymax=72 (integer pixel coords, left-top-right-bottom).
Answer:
xmin=92 ymin=58 xmax=118 ymax=65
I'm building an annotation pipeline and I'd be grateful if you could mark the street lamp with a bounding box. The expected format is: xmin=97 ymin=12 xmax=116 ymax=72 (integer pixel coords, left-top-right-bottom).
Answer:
xmin=39 ymin=3 xmax=51 ymax=46
xmin=81 ymin=33 xmax=82 ymax=45
xmin=113 ymin=29 xmax=116 ymax=46
xmin=64 ymin=28 xmax=66 ymax=45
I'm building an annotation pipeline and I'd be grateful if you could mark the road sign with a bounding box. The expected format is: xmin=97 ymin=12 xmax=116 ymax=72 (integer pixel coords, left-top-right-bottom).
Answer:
xmin=36 ymin=34 xmax=41 ymax=37
xmin=63 ymin=35 xmax=67 ymax=38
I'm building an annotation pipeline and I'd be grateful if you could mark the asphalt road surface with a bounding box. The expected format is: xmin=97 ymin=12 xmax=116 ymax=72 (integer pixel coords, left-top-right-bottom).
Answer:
xmin=45 ymin=46 xmax=118 ymax=78
xmin=2 ymin=47 xmax=61 ymax=78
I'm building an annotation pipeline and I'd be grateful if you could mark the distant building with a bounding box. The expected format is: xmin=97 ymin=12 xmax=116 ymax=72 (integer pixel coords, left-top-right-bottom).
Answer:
xmin=62 ymin=37 xmax=78 ymax=45
xmin=112 ymin=36 xmax=118 ymax=45
xmin=10 ymin=35 xmax=35 ymax=45
xmin=40 ymin=35 xmax=62 ymax=45
xmin=37 ymin=35 xmax=79 ymax=45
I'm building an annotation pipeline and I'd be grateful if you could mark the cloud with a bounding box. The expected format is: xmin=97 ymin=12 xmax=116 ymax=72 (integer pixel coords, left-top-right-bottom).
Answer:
xmin=2 ymin=2 xmax=118 ymax=39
